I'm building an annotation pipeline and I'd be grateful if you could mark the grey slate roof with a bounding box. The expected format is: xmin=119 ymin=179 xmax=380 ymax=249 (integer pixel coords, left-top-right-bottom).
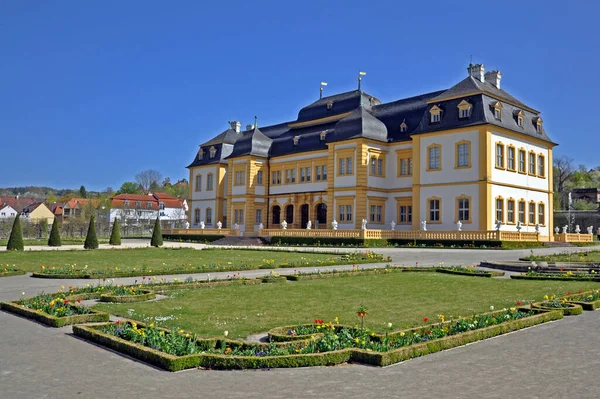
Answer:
xmin=188 ymin=71 xmax=554 ymax=166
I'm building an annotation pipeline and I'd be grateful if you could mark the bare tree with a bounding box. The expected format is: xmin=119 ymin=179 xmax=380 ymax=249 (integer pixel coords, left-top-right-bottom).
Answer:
xmin=554 ymin=155 xmax=575 ymax=209
xmin=135 ymin=169 xmax=162 ymax=194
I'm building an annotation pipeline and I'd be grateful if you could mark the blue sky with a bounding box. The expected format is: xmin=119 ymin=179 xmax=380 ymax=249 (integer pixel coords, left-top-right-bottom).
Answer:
xmin=1 ymin=0 xmax=598 ymax=191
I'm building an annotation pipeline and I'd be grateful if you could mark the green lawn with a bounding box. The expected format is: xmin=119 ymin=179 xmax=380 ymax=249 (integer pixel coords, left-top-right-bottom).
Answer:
xmin=94 ymin=272 xmax=600 ymax=339
xmin=0 ymin=248 xmax=364 ymax=274
xmin=528 ymin=251 xmax=600 ymax=263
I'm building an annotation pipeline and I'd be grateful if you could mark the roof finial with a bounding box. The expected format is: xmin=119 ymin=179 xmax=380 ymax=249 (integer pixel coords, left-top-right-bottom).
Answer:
xmin=320 ymin=81 xmax=327 ymax=99
xmin=358 ymin=71 xmax=366 ymax=90
xmin=254 ymin=115 xmax=258 ymax=129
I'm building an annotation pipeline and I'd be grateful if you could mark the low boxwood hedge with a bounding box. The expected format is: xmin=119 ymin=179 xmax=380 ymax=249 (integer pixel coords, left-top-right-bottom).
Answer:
xmin=436 ymin=268 xmax=505 ymax=278
xmin=260 ymin=277 xmax=287 ymax=284
xmin=530 ymin=302 xmax=583 ymax=316
xmin=162 ymin=234 xmax=225 ymax=243
xmin=73 ymin=309 xmax=562 ymax=371
xmin=270 ymin=236 xmax=510 ymax=249
xmin=0 ymin=301 xmax=109 ymax=327
xmin=510 ymin=275 xmax=600 ymax=282
xmin=99 ymin=290 xmax=156 ymax=303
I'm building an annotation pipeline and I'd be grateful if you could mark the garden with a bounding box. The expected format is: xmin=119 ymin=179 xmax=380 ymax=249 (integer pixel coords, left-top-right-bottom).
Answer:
xmin=0 ymin=248 xmax=387 ymax=278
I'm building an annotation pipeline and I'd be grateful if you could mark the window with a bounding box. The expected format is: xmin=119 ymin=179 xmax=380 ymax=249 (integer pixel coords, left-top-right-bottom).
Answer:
xmin=338 ymin=157 xmax=353 ymax=175
xmin=338 ymin=204 xmax=353 ymax=222
xmin=256 ymin=170 xmax=263 ymax=185
xmin=255 ymin=209 xmax=262 ymax=224
xmin=430 ymin=105 xmax=441 ymax=123
xmin=496 ymin=198 xmax=504 ymax=223
xmin=326 ymin=101 xmax=333 ymax=110
xmin=493 ymin=102 xmax=502 ymax=120
xmin=496 ymin=143 xmax=505 ymax=169
xmin=159 ymin=202 xmax=165 ymax=210
xmin=135 ymin=201 xmax=141 ymax=208
xmin=206 ymin=173 xmax=214 ymax=190
xmin=322 ymin=165 xmax=327 ymax=180
xmin=457 ymin=100 xmax=471 ymax=119
xmin=529 ymin=202 xmax=535 ymax=225
xmin=234 ymin=209 xmax=244 ymax=224
xmin=300 ymin=167 xmax=311 ymax=182
xmin=272 ymin=171 xmax=281 ymax=185
xmin=517 ymin=115 xmax=524 ymax=127
xmin=518 ymin=200 xmax=526 ymax=224
xmin=194 ymin=208 xmax=200 ymax=224
xmin=427 ymin=145 xmax=441 ymax=171
xmin=316 ymin=166 xmax=322 ymax=181
xmin=507 ymin=200 xmax=515 ymax=223
xmin=529 ymin=152 xmax=536 ymax=176
xmin=206 ymin=208 xmax=212 ymax=225
xmin=195 ymin=174 xmax=202 ymax=191
xmin=538 ymin=203 xmax=545 ymax=225
xmin=234 ymin=170 xmax=245 ymax=186
xmin=428 ymin=198 xmax=441 ymax=222
xmin=124 ymin=200 xmax=130 ymax=207
xmin=209 ymin=146 xmax=217 ymax=158
xmin=399 ymin=158 xmax=412 ymax=176
xmin=370 ymin=155 xmax=385 ymax=176
xmin=346 ymin=158 xmax=353 ymax=174
xmin=370 ymin=205 xmax=383 ymax=223
xmin=400 ymin=122 xmax=407 ymax=132
xmin=456 ymin=141 xmax=470 ymax=168
xmin=507 ymin=146 xmax=516 ymax=171
xmin=538 ymin=154 xmax=545 ymax=177
xmin=316 ymin=165 xmax=327 ymax=181
xmin=286 ymin=169 xmax=296 ymax=184
xmin=146 ymin=202 xmax=153 ymax=209
xmin=399 ymin=205 xmax=412 ymax=224
xmin=536 ymin=118 xmax=543 ymax=134
xmin=515 ymin=110 xmax=525 ymax=128
xmin=457 ymin=196 xmax=470 ymax=222
xmin=198 ymin=150 xmax=204 ymax=160
xmin=518 ymin=149 xmax=526 ymax=173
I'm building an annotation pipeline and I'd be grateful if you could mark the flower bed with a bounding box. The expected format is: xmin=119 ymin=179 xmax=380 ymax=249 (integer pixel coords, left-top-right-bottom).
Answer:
xmin=531 ymin=294 xmax=583 ymax=316
xmin=1 ymin=267 xmax=26 ymax=277
xmin=72 ymin=308 xmax=561 ymax=371
xmin=511 ymin=274 xmax=600 ymax=282
xmin=436 ymin=266 xmax=505 ymax=278
xmin=99 ymin=289 xmax=156 ymax=303
xmin=563 ymin=290 xmax=600 ymax=311
xmin=1 ymin=293 xmax=109 ymax=327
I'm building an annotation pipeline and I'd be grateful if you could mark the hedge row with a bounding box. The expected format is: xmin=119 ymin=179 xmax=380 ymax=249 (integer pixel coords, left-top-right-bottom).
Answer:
xmin=530 ymin=302 xmax=583 ymax=316
xmin=0 ymin=269 xmax=27 ymax=278
xmin=0 ymin=301 xmax=109 ymax=327
xmin=260 ymin=277 xmax=287 ymax=284
xmin=270 ymin=236 xmax=507 ymax=248
xmin=99 ymin=290 xmax=156 ymax=303
xmin=510 ymin=275 xmax=600 ymax=282
xmin=162 ymin=234 xmax=225 ymax=243
xmin=73 ymin=309 xmax=562 ymax=371
xmin=436 ymin=268 xmax=505 ymax=278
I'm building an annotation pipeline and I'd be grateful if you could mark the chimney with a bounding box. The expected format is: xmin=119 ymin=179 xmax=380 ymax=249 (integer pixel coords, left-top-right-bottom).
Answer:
xmin=229 ymin=121 xmax=241 ymax=133
xmin=485 ymin=70 xmax=502 ymax=89
xmin=467 ymin=63 xmax=485 ymax=82
xmin=246 ymin=124 xmax=255 ymax=131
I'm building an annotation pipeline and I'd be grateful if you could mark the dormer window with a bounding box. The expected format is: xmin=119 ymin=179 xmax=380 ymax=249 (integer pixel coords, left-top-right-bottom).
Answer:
xmin=514 ymin=110 xmax=525 ymax=128
xmin=209 ymin=146 xmax=217 ymax=158
xmin=535 ymin=117 xmax=543 ymax=134
xmin=326 ymin=101 xmax=333 ymax=111
xmin=293 ymin=136 xmax=300 ymax=146
xmin=320 ymin=131 xmax=327 ymax=141
xmin=430 ymin=105 xmax=441 ymax=123
xmin=457 ymin=100 xmax=472 ymax=119
xmin=400 ymin=121 xmax=407 ymax=133
xmin=492 ymin=101 xmax=502 ymax=120
xmin=198 ymin=149 xmax=204 ymax=160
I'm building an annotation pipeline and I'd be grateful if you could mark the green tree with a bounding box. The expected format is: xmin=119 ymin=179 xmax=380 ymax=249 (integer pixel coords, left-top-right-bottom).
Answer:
xmin=150 ymin=217 xmax=163 ymax=247
xmin=118 ymin=181 xmax=142 ymax=194
xmin=48 ymin=217 xmax=62 ymax=247
xmin=109 ymin=219 xmax=121 ymax=245
xmin=79 ymin=185 xmax=87 ymax=198
xmin=572 ymin=199 xmax=598 ymax=211
xmin=7 ymin=215 xmax=24 ymax=251
xmin=84 ymin=215 xmax=99 ymax=249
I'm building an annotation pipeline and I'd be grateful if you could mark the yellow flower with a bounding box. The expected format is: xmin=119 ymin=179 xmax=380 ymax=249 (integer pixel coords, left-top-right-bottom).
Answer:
xmin=400 ymin=332 xmax=405 ymax=337
xmin=334 ymin=317 xmax=339 ymax=324
xmin=544 ymin=295 xmax=549 ymax=300
xmin=178 ymin=329 xmax=184 ymax=334
xmin=21 ymin=292 xmax=25 ymax=296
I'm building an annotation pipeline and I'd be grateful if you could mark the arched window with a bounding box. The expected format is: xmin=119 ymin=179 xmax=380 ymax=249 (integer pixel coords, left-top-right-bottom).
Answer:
xmin=272 ymin=205 xmax=281 ymax=225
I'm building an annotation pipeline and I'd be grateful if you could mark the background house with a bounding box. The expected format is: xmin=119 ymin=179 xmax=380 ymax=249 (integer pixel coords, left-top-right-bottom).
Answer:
xmin=21 ymin=202 xmax=54 ymax=224
xmin=0 ymin=204 xmax=18 ymax=218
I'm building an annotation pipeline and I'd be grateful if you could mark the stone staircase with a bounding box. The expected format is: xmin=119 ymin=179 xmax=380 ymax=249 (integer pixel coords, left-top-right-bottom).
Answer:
xmin=210 ymin=236 xmax=267 ymax=246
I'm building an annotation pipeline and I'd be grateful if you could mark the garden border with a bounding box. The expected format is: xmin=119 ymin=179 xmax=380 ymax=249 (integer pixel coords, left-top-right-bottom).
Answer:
xmin=0 ymin=269 xmax=27 ymax=278
xmin=0 ymin=301 xmax=109 ymax=327
xmin=510 ymin=275 xmax=600 ymax=282
xmin=436 ymin=268 xmax=505 ymax=278
xmin=530 ymin=302 xmax=583 ymax=316
xmin=99 ymin=290 xmax=156 ymax=303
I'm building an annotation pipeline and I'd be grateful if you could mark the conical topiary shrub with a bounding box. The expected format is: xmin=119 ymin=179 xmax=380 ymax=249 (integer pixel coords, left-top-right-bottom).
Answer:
xmin=7 ymin=215 xmax=24 ymax=251
xmin=150 ymin=217 xmax=163 ymax=247
xmin=48 ymin=217 xmax=62 ymax=247
xmin=109 ymin=219 xmax=121 ymax=246
xmin=84 ymin=215 xmax=99 ymax=249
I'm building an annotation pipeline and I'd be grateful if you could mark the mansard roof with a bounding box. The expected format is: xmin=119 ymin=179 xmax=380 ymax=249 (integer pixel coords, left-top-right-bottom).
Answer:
xmin=201 ymin=127 xmax=241 ymax=146
xmin=227 ymin=127 xmax=273 ymax=158
xmin=296 ymin=90 xmax=380 ymax=124
xmin=330 ymin=106 xmax=388 ymax=143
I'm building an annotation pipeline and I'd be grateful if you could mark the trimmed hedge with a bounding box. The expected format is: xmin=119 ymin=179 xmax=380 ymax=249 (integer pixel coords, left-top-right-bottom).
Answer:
xmin=99 ymin=290 xmax=156 ymax=303
xmin=163 ymin=234 xmax=225 ymax=243
xmin=260 ymin=277 xmax=287 ymax=284
xmin=510 ymin=274 xmax=600 ymax=282
xmin=270 ymin=236 xmax=507 ymax=249
xmin=436 ymin=268 xmax=505 ymax=278
xmin=0 ymin=301 xmax=109 ymax=327
xmin=73 ymin=309 xmax=562 ymax=371
xmin=568 ymin=300 xmax=600 ymax=311
xmin=0 ymin=269 xmax=27 ymax=277
xmin=531 ymin=302 xmax=583 ymax=316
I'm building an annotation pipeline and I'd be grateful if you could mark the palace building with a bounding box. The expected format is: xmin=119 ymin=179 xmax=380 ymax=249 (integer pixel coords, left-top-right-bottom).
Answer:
xmin=187 ymin=64 xmax=556 ymax=240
